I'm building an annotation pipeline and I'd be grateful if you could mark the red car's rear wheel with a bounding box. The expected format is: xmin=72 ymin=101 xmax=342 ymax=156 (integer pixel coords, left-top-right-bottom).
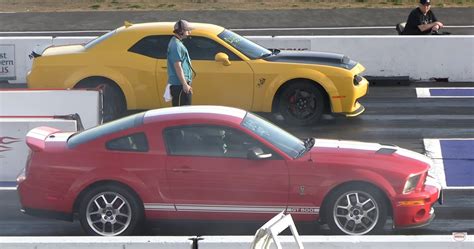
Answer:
xmin=78 ymin=184 xmax=143 ymax=236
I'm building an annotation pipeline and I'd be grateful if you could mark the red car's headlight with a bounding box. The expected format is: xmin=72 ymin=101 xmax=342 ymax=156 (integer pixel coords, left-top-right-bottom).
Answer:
xmin=403 ymin=173 xmax=422 ymax=194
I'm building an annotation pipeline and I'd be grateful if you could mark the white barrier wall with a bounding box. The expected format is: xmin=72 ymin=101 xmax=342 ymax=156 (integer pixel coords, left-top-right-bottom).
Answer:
xmin=0 ymin=118 xmax=78 ymax=184
xmin=249 ymin=35 xmax=474 ymax=82
xmin=0 ymin=89 xmax=102 ymax=129
xmin=0 ymin=37 xmax=52 ymax=83
xmin=0 ymin=36 xmax=473 ymax=83
xmin=0 ymin=235 xmax=472 ymax=249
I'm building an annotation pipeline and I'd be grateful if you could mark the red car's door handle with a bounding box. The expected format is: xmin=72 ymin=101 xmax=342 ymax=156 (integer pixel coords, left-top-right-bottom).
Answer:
xmin=172 ymin=167 xmax=196 ymax=173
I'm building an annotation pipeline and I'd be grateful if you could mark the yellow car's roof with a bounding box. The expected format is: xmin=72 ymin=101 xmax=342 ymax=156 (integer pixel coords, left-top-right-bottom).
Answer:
xmin=117 ymin=22 xmax=225 ymax=36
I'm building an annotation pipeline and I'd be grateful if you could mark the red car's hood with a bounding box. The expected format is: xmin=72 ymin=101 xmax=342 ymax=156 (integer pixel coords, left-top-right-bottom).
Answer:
xmin=309 ymin=138 xmax=432 ymax=166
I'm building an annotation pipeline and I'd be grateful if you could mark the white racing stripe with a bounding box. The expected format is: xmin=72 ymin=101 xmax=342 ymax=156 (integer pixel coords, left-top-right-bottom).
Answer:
xmin=144 ymin=203 xmax=176 ymax=211
xmin=145 ymin=203 xmax=319 ymax=214
xmin=315 ymin=139 xmax=433 ymax=165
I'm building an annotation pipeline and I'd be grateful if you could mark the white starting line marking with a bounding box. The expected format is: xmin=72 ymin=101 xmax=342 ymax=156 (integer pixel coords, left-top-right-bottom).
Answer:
xmin=424 ymin=139 xmax=448 ymax=189
xmin=0 ymin=186 xmax=16 ymax=191
xmin=416 ymin=87 xmax=474 ymax=98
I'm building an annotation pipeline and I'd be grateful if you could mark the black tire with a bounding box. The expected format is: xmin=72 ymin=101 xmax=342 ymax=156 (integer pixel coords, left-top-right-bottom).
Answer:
xmin=325 ymin=184 xmax=387 ymax=235
xmin=278 ymin=82 xmax=325 ymax=126
xmin=78 ymin=184 xmax=143 ymax=236
xmin=75 ymin=78 xmax=126 ymax=122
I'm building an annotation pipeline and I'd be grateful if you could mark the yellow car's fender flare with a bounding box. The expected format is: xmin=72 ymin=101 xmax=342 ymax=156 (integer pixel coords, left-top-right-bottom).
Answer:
xmin=263 ymin=68 xmax=343 ymax=113
xmin=66 ymin=66 xmax=137 ymax=109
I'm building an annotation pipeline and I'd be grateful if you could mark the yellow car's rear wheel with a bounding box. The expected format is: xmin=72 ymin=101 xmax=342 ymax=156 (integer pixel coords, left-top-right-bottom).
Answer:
xmin=278 ymin=82 xmax=325 ymax=126
xmin=75 ymin=77 xmax=126 ymax=122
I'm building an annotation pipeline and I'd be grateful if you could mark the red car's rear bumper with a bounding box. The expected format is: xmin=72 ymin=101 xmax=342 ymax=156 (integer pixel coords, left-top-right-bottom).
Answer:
xmin=392 ymin=184 xmax=441 ymax=229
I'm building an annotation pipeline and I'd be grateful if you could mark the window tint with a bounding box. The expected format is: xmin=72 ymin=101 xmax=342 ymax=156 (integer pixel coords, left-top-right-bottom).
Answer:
xmin=68 ymin=113 xmax=145 ymax=148
xmin=106 ymin=132 xmax=149 ymax=152
xmin=163 ymin=125 xmax=278 ymax=159
xmin=182 ymin=37 xmax=240 ymax=61
xmin=128 ymin=35 xmax=172 ymax=59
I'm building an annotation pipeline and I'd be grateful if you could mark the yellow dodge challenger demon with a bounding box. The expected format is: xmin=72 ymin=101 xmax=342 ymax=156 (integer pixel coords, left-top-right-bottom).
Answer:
xmin=28 ymin=22 xmax=368 ymax=125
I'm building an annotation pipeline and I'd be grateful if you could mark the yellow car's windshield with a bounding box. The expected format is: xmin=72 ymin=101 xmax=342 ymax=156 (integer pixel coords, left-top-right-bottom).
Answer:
xmin=218 ymin=29 xmax=271 ymax=60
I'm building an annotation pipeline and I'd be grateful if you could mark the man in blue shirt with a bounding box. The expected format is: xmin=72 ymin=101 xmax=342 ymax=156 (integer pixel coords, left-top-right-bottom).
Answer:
xmin=167 ymin=20 xmax=194 ymax=106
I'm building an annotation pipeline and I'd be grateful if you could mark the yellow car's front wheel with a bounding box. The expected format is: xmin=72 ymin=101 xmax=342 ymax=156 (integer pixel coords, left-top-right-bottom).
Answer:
xmin=278 ymin=81 xmax=325 ymax=126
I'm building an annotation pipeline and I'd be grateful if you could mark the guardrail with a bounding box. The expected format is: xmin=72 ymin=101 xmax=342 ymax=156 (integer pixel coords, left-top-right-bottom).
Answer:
xmin=1 ymin=35 xmax=473 ymax=83
xmin=0 ymin=235 xmax=472 ymax=249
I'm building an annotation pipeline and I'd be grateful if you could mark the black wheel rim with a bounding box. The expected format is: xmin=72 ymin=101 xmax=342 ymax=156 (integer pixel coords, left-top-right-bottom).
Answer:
xmin=287 ymin=89 xmax=317 ymax=120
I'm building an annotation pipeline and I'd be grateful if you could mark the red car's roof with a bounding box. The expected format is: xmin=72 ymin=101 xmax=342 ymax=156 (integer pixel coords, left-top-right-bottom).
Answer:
xmin=143 ymin=105 xmax=247 ymax=124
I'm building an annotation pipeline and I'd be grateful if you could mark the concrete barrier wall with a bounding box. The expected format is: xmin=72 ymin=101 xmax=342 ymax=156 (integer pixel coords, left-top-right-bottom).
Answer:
xmin=0 ymin=235 xmax=472 ymax=249
xmin=0 ymin=236 xmax=193 ymax=249
xmin=1 ymin=36 xmax=473 ymax=84
xmin=200 ymin=235 xmax=474 ymax=249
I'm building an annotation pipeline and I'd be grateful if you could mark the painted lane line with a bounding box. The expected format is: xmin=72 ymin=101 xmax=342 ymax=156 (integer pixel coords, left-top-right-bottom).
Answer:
xmin=0 ymin=181 xmax=17 ymax=191
xmin=0 ymin=30 xmax=109 ymax=34
xmin=232 ymin=25 xmax=474 ymax=31
xmin=416 ymin=87 xmax=474 ymax=98
xmin=0 ymin=187 xmax=16 ymax=190
xmin=1 ymin=25 xmax=473 ymax=35
xmin=424 ymin=139 xmax=448 ymax=189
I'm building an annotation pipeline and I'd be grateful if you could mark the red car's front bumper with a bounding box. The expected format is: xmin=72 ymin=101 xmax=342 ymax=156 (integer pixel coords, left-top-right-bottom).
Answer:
xmin=392 ymin=184 xmax=441 ymax=229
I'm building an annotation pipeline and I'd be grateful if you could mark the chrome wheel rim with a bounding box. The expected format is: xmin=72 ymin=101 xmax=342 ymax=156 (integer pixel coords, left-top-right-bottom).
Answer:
xmin=86 ymin=191 xmax=132 ymax=236
xmin=333 ymin=191 xmax=379 ymax=235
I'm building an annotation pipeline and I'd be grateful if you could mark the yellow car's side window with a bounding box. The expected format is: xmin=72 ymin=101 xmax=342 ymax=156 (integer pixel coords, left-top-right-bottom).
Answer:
xmin=128 ymin=35 xmax=172 ymax=59
xmin=182 ymin=37 xmax=241 ymax=61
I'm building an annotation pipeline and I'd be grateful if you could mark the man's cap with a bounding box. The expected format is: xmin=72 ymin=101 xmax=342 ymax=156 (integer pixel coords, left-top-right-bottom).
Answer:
xmin=420 ymin=0 xmax=431 ymax=5
xmin=174 ymin=20 xmax=194 ymax=32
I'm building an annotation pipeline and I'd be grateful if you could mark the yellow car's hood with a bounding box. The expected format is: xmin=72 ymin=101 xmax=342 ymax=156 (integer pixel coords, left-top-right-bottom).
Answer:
xmin=43 ymin=44 xmax=85 ymax=56
xmin=263 ymin=51 xmax=358 ymax=70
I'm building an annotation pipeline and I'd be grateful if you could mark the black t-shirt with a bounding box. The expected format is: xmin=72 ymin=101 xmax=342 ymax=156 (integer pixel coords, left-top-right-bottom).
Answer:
xmin=402 ymin=7 xmax=438 ymax=35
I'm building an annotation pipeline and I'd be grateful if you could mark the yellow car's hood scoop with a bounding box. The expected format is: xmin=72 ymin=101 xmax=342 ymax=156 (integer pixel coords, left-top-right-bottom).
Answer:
xmin=43 ymin=44 xmax=85 ymax=56
xmin=264 ymin=51 xmax=358 ymax=70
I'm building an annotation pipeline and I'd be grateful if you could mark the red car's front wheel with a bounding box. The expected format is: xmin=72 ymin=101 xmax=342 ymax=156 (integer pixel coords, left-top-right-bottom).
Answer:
xmin=325 ymin=184 xmax=388 ymax=235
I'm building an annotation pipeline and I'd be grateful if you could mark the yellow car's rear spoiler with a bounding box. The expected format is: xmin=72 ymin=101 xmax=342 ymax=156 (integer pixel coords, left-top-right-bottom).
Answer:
xmin=124 ymin=21 xmax=133 ymax=28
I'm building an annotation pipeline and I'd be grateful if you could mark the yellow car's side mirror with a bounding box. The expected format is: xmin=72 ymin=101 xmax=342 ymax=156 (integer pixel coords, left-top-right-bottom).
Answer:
xmin=215 ymin=52 xmax=231 ymax=66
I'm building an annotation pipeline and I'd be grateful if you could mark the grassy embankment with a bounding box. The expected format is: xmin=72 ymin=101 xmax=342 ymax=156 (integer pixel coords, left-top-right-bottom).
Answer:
xmin=1 ymin=0 xmax=473 ymax=12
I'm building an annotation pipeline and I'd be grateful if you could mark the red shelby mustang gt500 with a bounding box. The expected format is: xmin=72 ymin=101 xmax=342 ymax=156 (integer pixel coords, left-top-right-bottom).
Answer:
xmin=17 ymin=106 xmax=441 ymax=236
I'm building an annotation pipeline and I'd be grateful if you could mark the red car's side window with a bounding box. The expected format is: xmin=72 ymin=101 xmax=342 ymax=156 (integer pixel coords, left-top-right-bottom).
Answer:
xmin=163 ymin=125 xmax=279 ymax=159
xmin=105 ymin=132 xmax=149 ymax=152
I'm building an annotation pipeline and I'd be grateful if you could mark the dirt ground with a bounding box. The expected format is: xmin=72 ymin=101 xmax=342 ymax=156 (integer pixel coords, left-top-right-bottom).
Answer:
xmin=1 ymin=0 xmax=473 ymax=12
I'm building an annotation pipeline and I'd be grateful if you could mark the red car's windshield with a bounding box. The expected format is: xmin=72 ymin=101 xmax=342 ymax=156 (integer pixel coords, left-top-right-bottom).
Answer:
xmin=241 ymin=112 xmax=305 ymax=158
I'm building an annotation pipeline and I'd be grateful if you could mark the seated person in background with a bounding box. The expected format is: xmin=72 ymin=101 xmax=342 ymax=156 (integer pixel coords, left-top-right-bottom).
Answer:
xmin=402 ymin=0 xmax=444 ymax=35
